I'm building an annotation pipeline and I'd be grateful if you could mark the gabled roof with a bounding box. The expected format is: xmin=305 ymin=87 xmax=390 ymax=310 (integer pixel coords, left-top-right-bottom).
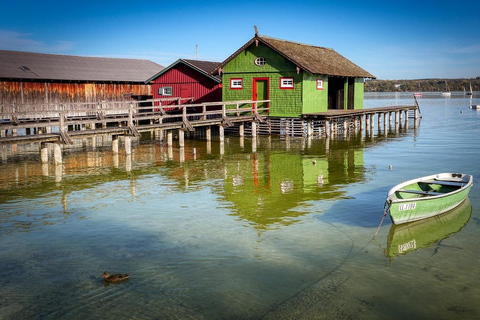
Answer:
xmin=215 ymin=34 xmax=376 ymax=79
xmin=0 ymin=50 xmax=164 ymax=83
xmin=146 ymin=59 xmax=221 ymax=83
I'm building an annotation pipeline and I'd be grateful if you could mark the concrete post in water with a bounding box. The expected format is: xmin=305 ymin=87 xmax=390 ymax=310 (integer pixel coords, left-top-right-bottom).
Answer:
xmin=206 ymin=126 xmax=211 ymax=141
xmin=251 ymin=121 xmax=257 ymax=137
xmin=179 ymin=129 xmax=185 ymax=147
xmin=112 ymin=135 xmax=119 ymax=154
xmin=325 ymin=120 xmax=331 ymax=137
xmin=179 ymin=147 xmax=185 ymax=163
xmin=360 ymin=115 xmax=365 ymax=132
xmin=384 ymin=113 xmax=388 ymax=132
xmin=167 ymin=131 xmax=173 ymax=146
xmin=53 ymin=142 xmax=62 ymax=166
xmin=41 ymin=142 xmax=49 ymax=164
xmin=219 ymin=125 xmax=224 ymax=143
xmin=395 ymin=111 xmax=400 ymax=124
xmin=389 ymin=112 xmax=393 ymax=127
xmin=125 ymin=136 xmax=132 ymax=155
xmin=399 ymin=110 xmax=404 ymax=125
xmin=239 ymin=123 xmax=245 ymax=137
xmin=307 ymin=120 xmax=313 ymax=137
xmin=370 ymin=114 xmax=375 ymax=131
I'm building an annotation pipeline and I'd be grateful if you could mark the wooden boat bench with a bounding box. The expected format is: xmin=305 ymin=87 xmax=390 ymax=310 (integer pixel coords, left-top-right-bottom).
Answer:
xmin=420 ymin=180 xmax=465 ymax=187
xmin=397 ymin=189 xmax=444 ymax=196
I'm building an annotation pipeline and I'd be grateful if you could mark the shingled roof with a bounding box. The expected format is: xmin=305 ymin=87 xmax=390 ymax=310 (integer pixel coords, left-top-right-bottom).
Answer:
xmin=146 ymin=58 xmax=221 ymax=83
xmin=0 ymin=50 xmax=164 ymax=83
xmin=216 ymin=34 xmax=376 ymax=79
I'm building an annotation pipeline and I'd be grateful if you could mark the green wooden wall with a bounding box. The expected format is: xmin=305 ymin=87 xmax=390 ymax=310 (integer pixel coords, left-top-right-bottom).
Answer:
xmin=222 ymin=41 xmax=365 ymax=117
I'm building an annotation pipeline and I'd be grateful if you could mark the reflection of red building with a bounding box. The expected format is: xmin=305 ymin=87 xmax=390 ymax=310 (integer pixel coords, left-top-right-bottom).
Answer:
xmin=146 ymin=59 xmax=222 ymax=106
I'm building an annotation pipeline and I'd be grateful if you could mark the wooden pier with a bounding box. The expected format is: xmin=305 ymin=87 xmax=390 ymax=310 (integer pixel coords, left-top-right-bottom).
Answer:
xmin=0 ymin=97 xmax=420 ymax=164
xmin=302 ymin=104 xmax=420 ymax=137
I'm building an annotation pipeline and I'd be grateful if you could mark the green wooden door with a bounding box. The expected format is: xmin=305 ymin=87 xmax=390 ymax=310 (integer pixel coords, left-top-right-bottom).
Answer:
xmin=253 ymin=78 xmax=269 ymax=112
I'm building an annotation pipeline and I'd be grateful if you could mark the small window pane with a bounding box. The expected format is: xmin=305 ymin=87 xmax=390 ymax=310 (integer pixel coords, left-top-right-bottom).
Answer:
xmin=316 ymin=79 xmax=324 ymax=90
xmin=280 ymin=78 xmax=294 ymax=89
xmin=255 ymin=57 xmax=266 ymax=66
xmin=231 ymin=78 xmax=243 ymax=89
xmin=161 ymin=87 xmax=172 ymax=96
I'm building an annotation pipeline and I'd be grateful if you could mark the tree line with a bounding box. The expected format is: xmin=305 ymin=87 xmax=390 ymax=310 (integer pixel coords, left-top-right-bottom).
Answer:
xmin=365 ymin=78 xmax=480 ymax=92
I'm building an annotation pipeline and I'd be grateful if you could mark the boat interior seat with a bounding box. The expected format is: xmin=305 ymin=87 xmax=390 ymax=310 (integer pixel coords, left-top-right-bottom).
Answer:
xmin=397 ymin=189 xmax=444 ymax=196
xmin=421 ymin=180 xmax=465 ymax=187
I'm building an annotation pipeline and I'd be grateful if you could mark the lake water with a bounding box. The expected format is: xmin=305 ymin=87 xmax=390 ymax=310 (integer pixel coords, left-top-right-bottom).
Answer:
xmin=1 ymin=92 xmax=479 ymax=319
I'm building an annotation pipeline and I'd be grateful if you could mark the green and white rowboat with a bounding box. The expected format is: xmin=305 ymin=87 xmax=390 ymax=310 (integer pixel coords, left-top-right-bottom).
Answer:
xmin=386 ymin=173 xmax=473 ymax=225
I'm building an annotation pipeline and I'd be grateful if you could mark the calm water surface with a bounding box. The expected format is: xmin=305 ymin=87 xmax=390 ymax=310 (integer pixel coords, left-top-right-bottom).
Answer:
xmin=1 ymin=92 xmax=479 ymax=319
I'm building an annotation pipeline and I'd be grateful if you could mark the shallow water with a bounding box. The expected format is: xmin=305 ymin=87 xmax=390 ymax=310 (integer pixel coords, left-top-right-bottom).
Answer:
xmin=1 ymin=92 xmax=479 ymax=319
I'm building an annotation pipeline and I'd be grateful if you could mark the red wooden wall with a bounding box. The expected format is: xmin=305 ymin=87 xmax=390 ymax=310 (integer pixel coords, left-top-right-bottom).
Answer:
xmin=152 ymin=63 xmax=221 ymax=106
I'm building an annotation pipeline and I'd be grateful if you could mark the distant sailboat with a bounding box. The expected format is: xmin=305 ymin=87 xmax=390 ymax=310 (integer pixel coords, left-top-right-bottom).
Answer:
xmin=466 ymin=82 xmax=473 ymax=96
xmin=441 ymin=79 xmax=451 ymax=97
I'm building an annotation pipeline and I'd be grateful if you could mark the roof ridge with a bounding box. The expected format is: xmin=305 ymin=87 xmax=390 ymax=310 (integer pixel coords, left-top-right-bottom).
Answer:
xmin=0 ymin=49 xmax=157 ymax=63
xmin=259 ymin=35 xmax=335 ymax=51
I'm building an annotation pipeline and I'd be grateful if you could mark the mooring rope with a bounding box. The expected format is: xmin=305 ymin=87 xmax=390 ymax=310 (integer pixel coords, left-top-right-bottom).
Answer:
xmin=373 ymin=200 xmax=391 ymax=239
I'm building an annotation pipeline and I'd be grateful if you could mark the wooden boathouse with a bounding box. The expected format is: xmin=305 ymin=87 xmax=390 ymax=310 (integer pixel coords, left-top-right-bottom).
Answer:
xmin=146 ymin=59 xmax=222 ymax=106
xmin=0 ymin=50 xmax=164 ymax=106
xmin=215 ymin=29 xmax=376 ymax=117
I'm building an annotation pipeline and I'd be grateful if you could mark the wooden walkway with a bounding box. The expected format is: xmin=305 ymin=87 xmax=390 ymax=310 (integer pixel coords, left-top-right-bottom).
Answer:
xmin=0 ymin=98 xmax=269 ymax=145
xmin=302 ymin=105 xmax=419 ymax=120
xmin=0 ymin=97 xmax=421 ymax=164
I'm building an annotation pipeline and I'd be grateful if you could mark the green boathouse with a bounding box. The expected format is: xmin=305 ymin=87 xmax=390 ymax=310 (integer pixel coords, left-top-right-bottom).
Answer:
xmin=215 ymin=31 xmax=375 ymax=118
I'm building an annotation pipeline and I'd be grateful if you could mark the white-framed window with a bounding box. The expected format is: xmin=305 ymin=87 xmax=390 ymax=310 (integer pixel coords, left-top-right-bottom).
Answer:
xmin=316 ymin=79 xmax=324 ymax=90
xmin=230 ymin=78 xmax=243 ymax=89
xmin=159 ymin=87 xmax=172 ymax=96
xmin=280 ymin=77 xmax=294 ymax=89
xmin=254 ymin=57 xmax=266 ymax=66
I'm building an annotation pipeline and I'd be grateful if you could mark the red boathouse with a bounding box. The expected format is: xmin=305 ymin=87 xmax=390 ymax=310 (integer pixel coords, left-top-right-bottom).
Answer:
xmin=146 ymin=59 xmax=222 ymax=106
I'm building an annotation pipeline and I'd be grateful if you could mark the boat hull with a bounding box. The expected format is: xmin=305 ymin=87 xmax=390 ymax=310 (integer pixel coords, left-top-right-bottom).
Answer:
xmin=386 ymin=173 xmax=473 ymax=225
xmin=386 ymin=198 xmax=471 ymax=258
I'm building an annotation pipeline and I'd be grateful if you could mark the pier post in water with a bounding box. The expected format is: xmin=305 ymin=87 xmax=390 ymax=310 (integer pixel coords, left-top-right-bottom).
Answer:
xmin=307 ymin=120 xmax=313 ymax=137
xmin=112 ymin=135 xmax=119 ymax=154
xmin=40 ymin=142 xmax=49 ymax=164
xmin=125 ymin=136 xmax=132 ymax=155
xmin=239 ymin=123 xmax=245 ymax=137
xmin=251 ymin=121 xmax=257 ymax=137
xmin=219 ymin=125 xmax=225 ymax=143
xmin=206 ymin=126 xmax=211 ymax=141
xmin=167 ymin=131 xmax=173 ymax=146
xmin=53 ymin=142 xmax=62 ymax=166
xmin=178 ymin=129 xmax=185 ymax=147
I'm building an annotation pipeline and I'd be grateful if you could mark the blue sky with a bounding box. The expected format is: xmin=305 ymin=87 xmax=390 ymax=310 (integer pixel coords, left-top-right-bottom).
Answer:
xmin=1 ymin=0 xmax=479 ymax=80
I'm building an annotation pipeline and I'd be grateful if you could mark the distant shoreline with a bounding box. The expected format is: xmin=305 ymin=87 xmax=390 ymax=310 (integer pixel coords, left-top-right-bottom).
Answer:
xmin=365 ymin=78 xmax=479 ymax=93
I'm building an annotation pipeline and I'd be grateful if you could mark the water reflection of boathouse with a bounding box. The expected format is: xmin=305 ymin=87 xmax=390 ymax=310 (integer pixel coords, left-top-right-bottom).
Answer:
xmin=221 ymin=140 xmax=365 ymax=230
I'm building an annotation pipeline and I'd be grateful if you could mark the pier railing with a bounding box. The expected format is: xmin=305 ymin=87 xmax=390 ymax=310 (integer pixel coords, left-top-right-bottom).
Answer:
xmin=0 ymin=98 xmax=270 ymax=144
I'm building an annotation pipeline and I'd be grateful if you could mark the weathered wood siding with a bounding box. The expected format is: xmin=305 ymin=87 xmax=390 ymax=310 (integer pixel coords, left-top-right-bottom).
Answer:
xmin=0 ymin=81 xmax=152 ymax=106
